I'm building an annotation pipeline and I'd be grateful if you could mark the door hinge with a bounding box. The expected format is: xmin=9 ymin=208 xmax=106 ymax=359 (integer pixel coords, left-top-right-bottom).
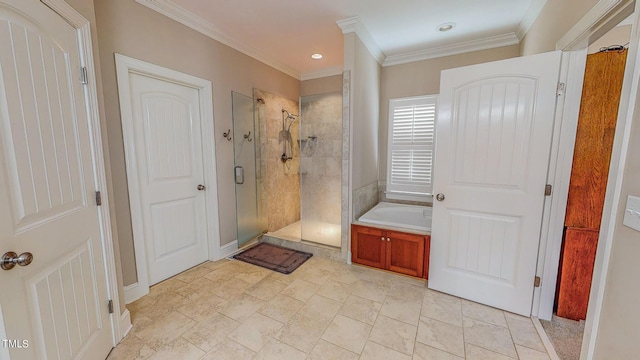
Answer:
xmin=556 ymin=82 xmax=565 ymax=96
xmin=545 ymin=184 xmax=552 ymax=196
xmin=534 ymin=276 xmax=541 ymax=288
xmin=95 ymin=191 xmax=102 ymax=206
xmin=80 ymin=67 xmax=88 ymax=85
xmin=107 ymin=299 xmax=114 ymax=314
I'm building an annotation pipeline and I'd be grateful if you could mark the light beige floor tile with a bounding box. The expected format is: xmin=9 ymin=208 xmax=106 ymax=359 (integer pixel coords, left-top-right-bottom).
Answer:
xmin=421 ymin=290 xmax=463 ymax=327
xmin=297 ymin=294 xmax=342 ymax=323
xmin=515 ymin=345 xmax=551 ymax=360
xmin=505 ymin=316 xmax=546 ymax=352
xmin=465 ymin=343 xmax=515 ymax=360
xmin=129 ymin=292 xmax=192 ymax=321
xmin=331 ymin=267 xmax=360 ymax=284
xmin=258 ymin=294 xmax=305 ymax=323
xmin=316 ymin=279 xmax=353 ymax=302
xmin=461 ymin=300 xmax=508 ymax=327
xmin=253 ymin=339 xmax=307 ymax=360
xmin=176 ymin=293 xmax=227 ymax=322
xmin=380 ymin=294 xmax=423 ymax=326
xmin=369 ymin=315 xmax=417 ymax=355
xmin=200 ymin=338 xmax=256 ymax=360
xmin=209 ymin=278 xmax=254 ymax=300
xmin=218 ymin=293 xmax=265 ymax=322
xmin=181 ymin=312 xmax=240 ymax=352
xmin=281 ymin=278 xmax=320 ymax=302
xmin=308 ymin=339 xmax=358 ymax=360
xmin=245 ymin=274 xmax=289 ymax=300
xmin=134 ymin=311 xmax=196 ymax=350
xmin=416 ymin=316 xmax=465 ymax=358
xmin=338 ymin=294 xmax=382 ymax=325
xmin=172 ymin=263 xmax=214 ymax=283
xmin=292 ymin=264 xmax=333 ymax=285
xmin=106 ymin=334 xmax=155 ymax=360
xmin=234 ymin=265 xmax=273 ymax=284
xmin=275 ymin=312 xmax=330 ymax=353
xmin=173 ymin=277 xmax=219 ymax=300
xmin=361 ymin=341 xmax=412 ymax=360
xmin=228 ymin=312 xmax=284 ymax=352
xmin=463 ymin=318 xmax=518 ymax=358
xmin=389 ymin=281 xmax=426 ymax=303
xmin=321 ymin=314 xmax=372 ymax=354
xmin=146 ymin=278 xmax=188 ymax=298
xmin=350 ymin=279 xmax=388 ymax=303
xmin=146 ymin=337 xmax=204 ymax=360
xmin=412 ymin=342 xmax=464 ymax=360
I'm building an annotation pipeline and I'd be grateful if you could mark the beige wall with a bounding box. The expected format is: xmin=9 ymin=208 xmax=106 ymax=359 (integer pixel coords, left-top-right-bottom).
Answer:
xmin=588 ymin=25 xmax=632 ymax=53
xmin=519 ymin=0 xmax=600 ymax=55
xmin=346 ymin=33 xmax=381 ymax=190
xmin=301 ymin=75 xmax=343 ymax=96
xmin=94 ymin=0 xmax=300 ymax=286
xmin=378 ymin=45 xmax=520 ymax=180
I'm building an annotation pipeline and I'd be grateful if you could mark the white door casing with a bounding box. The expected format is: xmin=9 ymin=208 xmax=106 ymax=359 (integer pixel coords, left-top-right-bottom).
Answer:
xmin=116 ymin=55 xmax=220 ymax=302
xmin=0 ymin=0 xmax=119 ymax=358
xmin=429 ymin=51 xmax=562 ymax=316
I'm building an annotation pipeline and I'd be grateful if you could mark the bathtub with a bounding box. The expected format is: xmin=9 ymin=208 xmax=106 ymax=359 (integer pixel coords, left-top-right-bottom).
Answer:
xmin=358 ymin=202 xmax=432 ymax=232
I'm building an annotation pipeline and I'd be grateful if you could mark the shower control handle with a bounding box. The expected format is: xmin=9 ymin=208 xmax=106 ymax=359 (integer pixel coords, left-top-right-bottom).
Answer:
xmin=436 ymin=193 xmax=445 ymax=201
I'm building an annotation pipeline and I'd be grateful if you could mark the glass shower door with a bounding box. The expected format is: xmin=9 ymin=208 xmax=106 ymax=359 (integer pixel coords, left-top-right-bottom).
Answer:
xmin=232 ymin=91 xmax=266 ymax=247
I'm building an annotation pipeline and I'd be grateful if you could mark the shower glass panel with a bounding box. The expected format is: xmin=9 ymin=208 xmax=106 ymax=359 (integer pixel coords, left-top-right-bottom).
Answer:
xmin=232 ymin=91 xmax=266 ymax=247
xmin=300 ymin=92 xmax=342 ymax=247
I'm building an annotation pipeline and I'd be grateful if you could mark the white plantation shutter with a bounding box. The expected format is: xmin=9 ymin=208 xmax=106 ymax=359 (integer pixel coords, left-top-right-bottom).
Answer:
xmin=386 ymin=95 xmax=437 ymax=200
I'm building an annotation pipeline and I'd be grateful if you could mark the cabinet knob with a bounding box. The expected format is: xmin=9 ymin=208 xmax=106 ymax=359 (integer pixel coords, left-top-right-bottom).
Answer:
xmin=387 ymin=237 xmax=390 ymax=242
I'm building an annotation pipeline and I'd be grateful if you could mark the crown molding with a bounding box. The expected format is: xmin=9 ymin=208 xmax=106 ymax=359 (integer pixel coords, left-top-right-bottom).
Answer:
xmin=301 ymin=66 xmax=344 ymax=81
xmin=383 ymin=33 xmax=519 ymax=67
xmin=135 ymin=0 xmax=301 ymax=79
xmin=517 ymin=0 xmax=548 ymax=40
xmin=337 ymin=16 xmax=385 ymax=65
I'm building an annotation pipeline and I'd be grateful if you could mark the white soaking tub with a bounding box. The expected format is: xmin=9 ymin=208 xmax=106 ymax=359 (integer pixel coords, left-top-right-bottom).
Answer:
xmin=358 ymin=202 xmax=432 ymax=232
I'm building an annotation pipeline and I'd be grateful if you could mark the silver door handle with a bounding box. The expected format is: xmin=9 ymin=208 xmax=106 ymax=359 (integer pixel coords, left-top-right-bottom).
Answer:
xmin=436 ymin=193 xmax=445 ymax=201
xmin=1 ymin=251 xmax=33 ymax=270
xmin=197 ymin=184 xmax=206 ymax=191
xmin=234 ymin=166 xmax=245 ymax=184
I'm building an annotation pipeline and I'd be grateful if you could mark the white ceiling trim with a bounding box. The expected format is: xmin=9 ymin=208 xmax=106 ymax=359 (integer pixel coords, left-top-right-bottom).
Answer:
xmin=336 ymin=16 xmax=385 ymax=65
xmin=134 ymin=0 xmax=302 ymax=79
xmin=301 ymin=65 xmax=344 ymax=81
xmin=517 ymin=0 xmax=548 ymax=40
xmin=383 ymin=33 xmax=520 ymax=67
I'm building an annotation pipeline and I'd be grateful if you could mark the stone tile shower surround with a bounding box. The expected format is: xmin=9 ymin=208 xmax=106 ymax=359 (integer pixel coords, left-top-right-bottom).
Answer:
xmin=254 ymin=89 xmax=300 ymax=232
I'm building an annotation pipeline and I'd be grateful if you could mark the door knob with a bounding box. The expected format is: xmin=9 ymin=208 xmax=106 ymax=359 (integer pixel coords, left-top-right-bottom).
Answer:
xmin=197 ymin=184 xmax=206 ymax=191
xmin=435 ymin=193 xmax=445 ymax=201
xmin=1 ymin=251 xmax=34 ymax=270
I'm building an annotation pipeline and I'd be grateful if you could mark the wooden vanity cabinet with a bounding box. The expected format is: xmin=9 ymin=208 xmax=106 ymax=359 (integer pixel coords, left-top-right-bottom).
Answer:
xmin=351 ymin=224 xmax=430 ymax=279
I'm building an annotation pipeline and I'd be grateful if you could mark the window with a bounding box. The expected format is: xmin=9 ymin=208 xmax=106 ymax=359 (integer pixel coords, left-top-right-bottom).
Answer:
xmin=386 ymin=95 xmax=437 ymax=202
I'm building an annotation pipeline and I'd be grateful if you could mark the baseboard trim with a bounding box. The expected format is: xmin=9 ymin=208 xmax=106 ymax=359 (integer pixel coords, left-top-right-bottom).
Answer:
xmin=124 ymin=282 xmax=148 ymax=304
xmin=532 ymin=317 xmax=561 ymax=360
xmin=120 ymin=309 xmax=132 ymax=339
xmin=219 ymin=240 xmax=239 ymax=259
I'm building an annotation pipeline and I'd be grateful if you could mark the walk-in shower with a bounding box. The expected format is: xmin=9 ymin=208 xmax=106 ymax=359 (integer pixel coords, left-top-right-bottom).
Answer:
xmin=232 ymin=88 xmax=342 ymax=249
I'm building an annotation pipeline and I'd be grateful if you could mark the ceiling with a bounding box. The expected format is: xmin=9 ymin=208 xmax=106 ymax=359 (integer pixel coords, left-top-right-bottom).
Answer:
xmin=136 ymin=0 xmax=546 ymax=80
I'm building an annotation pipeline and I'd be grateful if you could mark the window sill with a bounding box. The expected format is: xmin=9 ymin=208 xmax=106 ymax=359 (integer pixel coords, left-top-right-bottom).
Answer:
xmin=384 ymin=191 xmax=432 ymax=203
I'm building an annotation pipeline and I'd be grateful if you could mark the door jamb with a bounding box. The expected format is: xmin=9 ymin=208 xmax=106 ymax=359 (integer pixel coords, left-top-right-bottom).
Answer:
xmin=39 ymin=0 xmax=129 ymax=344
xmin=532 ymin=0 xmax=638 ymax=359
xmin=115 ymin=54 xmax=220 ymax=304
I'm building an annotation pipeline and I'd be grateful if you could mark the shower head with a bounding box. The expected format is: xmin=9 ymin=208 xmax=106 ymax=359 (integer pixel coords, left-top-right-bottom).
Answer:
xmin=282 ymin=109 xmax=299 ymax=121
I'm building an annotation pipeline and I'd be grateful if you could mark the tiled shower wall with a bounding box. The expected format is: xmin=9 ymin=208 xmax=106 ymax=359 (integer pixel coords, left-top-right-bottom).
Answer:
xmin=254 ymin=89 xmax=300 ymax=232
xmin=300 ymin=92 xmax=343 ymax=228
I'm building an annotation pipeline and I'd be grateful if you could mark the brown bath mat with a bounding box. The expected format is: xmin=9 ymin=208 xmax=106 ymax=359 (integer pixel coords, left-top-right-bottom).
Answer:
xmin=233 ymin=242 xmax=312 ymax=274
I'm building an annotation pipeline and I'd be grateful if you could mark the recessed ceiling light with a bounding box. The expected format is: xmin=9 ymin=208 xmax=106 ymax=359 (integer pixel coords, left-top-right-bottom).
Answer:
xmin=311 ymin=53 xmax=323 ymax=60
xmin=437 ymin=22 xmax=456 ymax=32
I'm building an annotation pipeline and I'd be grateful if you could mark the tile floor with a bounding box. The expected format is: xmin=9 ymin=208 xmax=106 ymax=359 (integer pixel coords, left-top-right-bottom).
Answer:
xmin=107 ymin=256 xmax=551 ymax=360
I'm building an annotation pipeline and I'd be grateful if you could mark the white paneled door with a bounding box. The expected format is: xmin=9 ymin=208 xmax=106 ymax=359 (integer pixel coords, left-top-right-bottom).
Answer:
xmin=429 ymin=51 xmax=562 ymax=316
xmin=0 ymin=0 xmax=113 ymax=359
xmin=123 ymin=69 xmax=209 ymax=286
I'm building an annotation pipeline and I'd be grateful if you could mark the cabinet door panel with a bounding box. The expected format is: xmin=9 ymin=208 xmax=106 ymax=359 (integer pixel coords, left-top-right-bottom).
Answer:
xmin=387 ymin=231 xmax=424 ymax=277
xmin=351 ymin=225 xmax=386 ymax=269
